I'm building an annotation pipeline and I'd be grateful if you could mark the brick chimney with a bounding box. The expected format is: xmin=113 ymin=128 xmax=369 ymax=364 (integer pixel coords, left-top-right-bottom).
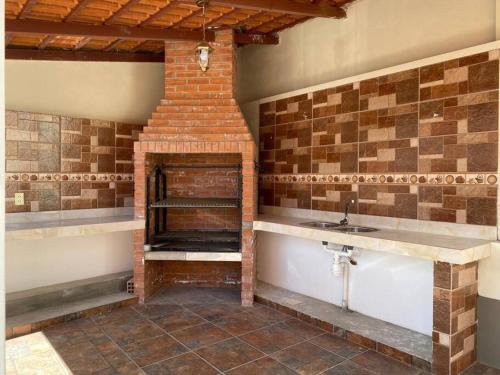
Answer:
xmin=133 ymin=30 xmax=258 ymax=306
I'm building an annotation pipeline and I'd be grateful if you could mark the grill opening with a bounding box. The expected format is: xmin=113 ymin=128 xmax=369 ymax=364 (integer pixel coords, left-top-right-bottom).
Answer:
xmin=144 ymin=154 xmax=243 ymax=253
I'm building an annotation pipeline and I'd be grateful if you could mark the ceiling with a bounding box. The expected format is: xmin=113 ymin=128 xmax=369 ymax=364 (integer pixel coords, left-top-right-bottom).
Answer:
xmin=5 ymin=0 xmax=356 ymax=62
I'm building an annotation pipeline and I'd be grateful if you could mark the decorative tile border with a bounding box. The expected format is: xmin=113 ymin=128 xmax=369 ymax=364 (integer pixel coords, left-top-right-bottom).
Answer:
xmin=260 ymin=173 xmax=498 ymax=185
xmin=6 ymin=173 xmax=134 ymax=182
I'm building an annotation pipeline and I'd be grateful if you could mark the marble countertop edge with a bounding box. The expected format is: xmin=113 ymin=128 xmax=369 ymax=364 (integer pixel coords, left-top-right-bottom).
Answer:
xmin=5 ymin=215 xmax=145 ymax=241
xmin=253 ymin=216 xmax=494 ymax=265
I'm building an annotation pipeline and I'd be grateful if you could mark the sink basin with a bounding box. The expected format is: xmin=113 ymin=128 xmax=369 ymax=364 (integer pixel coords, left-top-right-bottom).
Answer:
xmin=333 ymin=226 xmax=378 ymax=233
xmin=299 ymin=221 xmax=341 ymax=229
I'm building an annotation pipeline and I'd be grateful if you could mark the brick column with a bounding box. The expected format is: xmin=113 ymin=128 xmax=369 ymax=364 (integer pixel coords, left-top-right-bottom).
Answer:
xmin=433 ymin=261 xmax=478 ymax=375
xmin=241 ymin=146 xmax=258 ymax=306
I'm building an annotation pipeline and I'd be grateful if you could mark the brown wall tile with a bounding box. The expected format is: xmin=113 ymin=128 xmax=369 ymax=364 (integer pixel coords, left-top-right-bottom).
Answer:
xmin=259 ymin=50 xmax=499 ymax=226
xmin=5 ymin=110 xmax=142 ymax=213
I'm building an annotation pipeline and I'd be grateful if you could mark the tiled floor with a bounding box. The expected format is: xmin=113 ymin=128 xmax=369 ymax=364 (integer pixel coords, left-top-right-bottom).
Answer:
xmin=5 ymin=287 xmax=500 ymax=375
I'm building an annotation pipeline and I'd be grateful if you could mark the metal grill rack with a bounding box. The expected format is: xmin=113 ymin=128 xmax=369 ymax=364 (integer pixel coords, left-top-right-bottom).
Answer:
xmin=150 ymin=197 xmax=239 ymax=209
xmin=144 ymin=163 xmax=242 ymax=253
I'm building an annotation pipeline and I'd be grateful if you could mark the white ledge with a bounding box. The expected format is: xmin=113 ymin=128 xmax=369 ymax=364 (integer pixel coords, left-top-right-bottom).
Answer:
xmin=253 ymin=215 xmax=493 ymax=265
xmin=6 ymin=215 xmax=145 ymax=241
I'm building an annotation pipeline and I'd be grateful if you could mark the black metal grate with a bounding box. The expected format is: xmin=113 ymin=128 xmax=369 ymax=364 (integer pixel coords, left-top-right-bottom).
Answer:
xmin=150 ymin=197 xmax=239 ymax=208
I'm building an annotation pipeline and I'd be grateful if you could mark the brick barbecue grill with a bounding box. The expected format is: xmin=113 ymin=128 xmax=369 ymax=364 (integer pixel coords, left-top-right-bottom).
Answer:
xmin=133 ymin=30 xmax=258 ymax=306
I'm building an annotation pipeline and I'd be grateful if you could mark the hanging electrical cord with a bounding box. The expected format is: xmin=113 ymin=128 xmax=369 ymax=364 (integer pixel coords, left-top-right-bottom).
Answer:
xmin=195 ymin=0 xmax=213 ymax=71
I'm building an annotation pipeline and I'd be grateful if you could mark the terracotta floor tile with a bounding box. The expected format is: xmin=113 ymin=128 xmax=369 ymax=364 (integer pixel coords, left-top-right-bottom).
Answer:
xmin=310 ymin=334 xmax=367 ymax=359
xmin=208 ymin=288 xmax=242 ymax=303
xmin=247 ymin=306 xmax=291 ymax=325
xmin=43 ymin=318 xmax=106 ymax=349
xmin=133 ymin=303 xmax=183 ymax=320
xmin=93 ymin=363 xmax=143 ymax=374
xmin=183 ymin=302 xmax=246 ymax=321
xmin=351 ymin=351 xmax=421 ymax=375
xmin=97 ymin=342 xmax=143 ymax=374
xmin=170 ymin=322 xmax=232 ymax=350
xmin=272 ymin=341 xmax=345 ymax=375
xmin=196 ymin=337 xmax=265 ymax=371
xmin=157 ymin=288 xmax=222 ymax=305
xmin=122 ymin=334 xmax=188 ymax=367
xmin=462 ymin=363 xmax=500 ymax=375
xmin=96 ymin=318 xmax=165 ymax=347
xmin=152 ymin=308 xmax=206 ymax=332
xmin=8 ymin=287 xmax=433 ymax=375
xmin=62 ymin=335 xmax=142 ymax=374
xmin=143 ymin=352 xmax=219 ymax=375
xmin=226 ymin=356 xmax=297 ymax=374
xmin=323 ymin=360 xmax=376 ymax=375
xmin=240 ymin=323 xmax=306 ymax=354
xmin=279 ymin=319 xmax=326 ymax=340
xmin=91 ymin=307 xmax=144 ymax=326
xmin=53 ymin=340 xmax=113 ymax=373
xmin=213 ymin=312 xmax=270 ymax=335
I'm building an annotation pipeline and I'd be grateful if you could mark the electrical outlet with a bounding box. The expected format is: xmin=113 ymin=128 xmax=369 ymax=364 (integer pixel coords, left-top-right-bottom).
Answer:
xmin=14 ymin=193 xmax=24 ymax=206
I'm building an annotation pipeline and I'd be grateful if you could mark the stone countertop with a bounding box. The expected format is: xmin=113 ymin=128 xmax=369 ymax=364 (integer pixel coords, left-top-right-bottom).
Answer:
xmin=6 ymin=215 xmax=145 ymax=241
xmin=253 ymin=215 xmax=494 ymax=264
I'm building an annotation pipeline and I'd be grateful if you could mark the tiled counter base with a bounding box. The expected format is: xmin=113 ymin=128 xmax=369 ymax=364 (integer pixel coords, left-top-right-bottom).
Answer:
xmin=433 ymin=261 xmax=479 ymax=375
xmin=255 ymin=281 xmax=433 ymax=372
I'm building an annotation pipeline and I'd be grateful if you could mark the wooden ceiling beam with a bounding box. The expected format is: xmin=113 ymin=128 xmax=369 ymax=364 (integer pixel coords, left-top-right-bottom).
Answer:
xmin=37 ymin=35 xmax=54 ymax=49
xmin=18 ymin=0 xmax=38 ymax=19
xmin=205 ymin=8 xmax=237 ymax=28
xmin=169 ymin=7 xmax=203 ymax=28
xmin=6 ymin=19 xmax=276 ymax=45
xmin=177 ymin=0 xmax=346 ymax=18
xmin=140 ymin=2 xmax=178 ymax=26
xmin=74 ymin=36 xmax=91 ymax=49
xmin=247 ymin=14 xmax=288 ymax=32
xmin=37 ymin=0 xmax=94 ymax=50
xmin=5 ymin=33 xmax=14 ymax=45
xmin=130 ymin=40 xmax=150 ymax=52
xmin=65 ymin=0 xmax=94 ymax=22
xmin=98 ymin=1 xmax=187 ymax=56
xmin=6 ymin=48 xmax=165 ymax=62
xmin=104 ymin=0 xmax=141 ymax=25
xmin=6 ymin=19 xmax=216 ymax=41
xmin=234 ymin=11 xmax=265 ymax=30
xmin=233 ymin=32 xmax=278 ymax=45
xmin=268 ymin=16 xmax=310 ymax=33
xmin=103 ymin=38 xmax=124 ymax=51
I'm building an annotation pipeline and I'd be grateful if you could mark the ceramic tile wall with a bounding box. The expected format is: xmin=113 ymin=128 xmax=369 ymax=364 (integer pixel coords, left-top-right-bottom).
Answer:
xmin=259 ymin=50 xmax=499 ymax=226
xmin=433 ymin=261 xmax=478 ymax=374
xmin=5 ymin=110 xmax=143 ymax=213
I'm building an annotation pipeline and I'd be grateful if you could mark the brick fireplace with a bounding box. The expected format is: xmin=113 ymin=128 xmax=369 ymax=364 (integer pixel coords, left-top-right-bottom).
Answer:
xmin=133 ymin=30 xmax=258 ymax=306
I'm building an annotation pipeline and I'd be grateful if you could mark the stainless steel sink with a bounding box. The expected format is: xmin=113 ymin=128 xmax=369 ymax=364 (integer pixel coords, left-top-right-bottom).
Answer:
xmin=299 ymin=221 xmax=342 ymax=229
xmin=333 ymin=226 xmax=378 ymax=233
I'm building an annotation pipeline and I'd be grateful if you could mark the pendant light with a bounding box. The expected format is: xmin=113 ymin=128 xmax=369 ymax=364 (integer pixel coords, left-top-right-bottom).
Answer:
xmin=195 ymin=0 xmax=212 ymax=72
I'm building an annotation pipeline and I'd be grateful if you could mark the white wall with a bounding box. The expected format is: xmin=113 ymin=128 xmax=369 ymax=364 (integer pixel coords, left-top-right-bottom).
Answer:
xmin=237 ymin=0 xmax=497 ymax=102
xmin=6 ymin=60 xmax=164 ymax=124
xmin=257 ymin=232 xmax=433 ymax=335
xmin=6 ymin=232 xmax=134 ymax=293
xmin=479 ymin=244 xmax=500 ymax=300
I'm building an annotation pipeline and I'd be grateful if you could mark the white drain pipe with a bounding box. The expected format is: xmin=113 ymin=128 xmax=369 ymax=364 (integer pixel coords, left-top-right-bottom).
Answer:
xmin=322 ymin=242 xmax=356 ymax=311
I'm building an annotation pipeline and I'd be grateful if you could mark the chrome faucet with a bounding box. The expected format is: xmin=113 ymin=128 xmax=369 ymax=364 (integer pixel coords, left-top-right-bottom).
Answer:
xmin=339 ymin=199 xmax=355 ymax=226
